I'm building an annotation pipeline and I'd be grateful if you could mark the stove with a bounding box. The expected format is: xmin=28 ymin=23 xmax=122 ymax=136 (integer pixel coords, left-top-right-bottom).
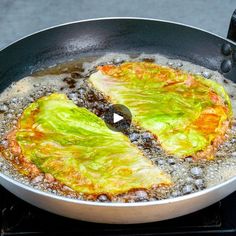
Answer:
xmin=1 ymin=186 xmax=236 ymax=236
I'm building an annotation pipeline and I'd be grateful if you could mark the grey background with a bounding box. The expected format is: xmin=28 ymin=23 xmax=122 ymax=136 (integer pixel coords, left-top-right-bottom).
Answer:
xmin=0 ymin=0 xmax=235 ymax=49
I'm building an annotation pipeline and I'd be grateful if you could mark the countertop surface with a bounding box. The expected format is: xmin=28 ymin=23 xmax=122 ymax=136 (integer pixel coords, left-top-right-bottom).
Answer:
xmin=0 ymin=0 xmax=235 ymax=49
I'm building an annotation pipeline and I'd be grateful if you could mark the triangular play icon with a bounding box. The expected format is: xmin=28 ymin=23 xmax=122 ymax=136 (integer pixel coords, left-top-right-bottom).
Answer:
xmin=113 ymin=113 xmax=123 ymax=123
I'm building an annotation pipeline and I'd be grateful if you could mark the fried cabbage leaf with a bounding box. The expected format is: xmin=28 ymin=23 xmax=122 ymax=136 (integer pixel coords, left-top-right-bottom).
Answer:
xmin=89 ymin=62 xmax=232 ymax=158
xmin=15 ymin=93 xmax=170 ymax=195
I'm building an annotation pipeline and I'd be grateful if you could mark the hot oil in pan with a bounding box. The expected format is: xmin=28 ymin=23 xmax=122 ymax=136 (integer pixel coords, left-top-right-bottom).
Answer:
xmin=1 ymin=53 xmax=236 ymax=203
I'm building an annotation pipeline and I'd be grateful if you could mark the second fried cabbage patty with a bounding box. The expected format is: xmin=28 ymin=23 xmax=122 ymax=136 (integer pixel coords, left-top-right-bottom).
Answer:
xmin=89 ymin=62 xmax=232 ymax=159
xmin=13 ymin=93 xmax=170 ymax=195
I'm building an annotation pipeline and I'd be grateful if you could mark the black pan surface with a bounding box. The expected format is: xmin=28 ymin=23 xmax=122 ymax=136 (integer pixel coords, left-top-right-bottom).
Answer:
xmin=0 ymin=18 xmax=236 ymax=94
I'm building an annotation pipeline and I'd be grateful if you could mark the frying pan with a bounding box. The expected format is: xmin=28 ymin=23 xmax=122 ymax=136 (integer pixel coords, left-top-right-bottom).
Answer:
xmin=1 ymin=11 xmax=236 ymax=224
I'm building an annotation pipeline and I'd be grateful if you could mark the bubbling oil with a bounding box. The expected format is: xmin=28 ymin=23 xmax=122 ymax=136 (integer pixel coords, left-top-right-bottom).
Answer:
xmin=1 ymin=53 xmax=236 ymax=203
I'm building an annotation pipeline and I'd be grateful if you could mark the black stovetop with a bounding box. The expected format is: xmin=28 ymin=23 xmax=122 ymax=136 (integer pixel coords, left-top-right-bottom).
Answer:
xmin=1 ymin=186 xmax=236 ymax=236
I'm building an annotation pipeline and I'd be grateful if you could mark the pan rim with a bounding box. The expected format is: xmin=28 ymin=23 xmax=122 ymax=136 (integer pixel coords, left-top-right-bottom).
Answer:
xmin=1 ymin=171 xmax=236 ymax=207
xmin=1 ymin=17 xmax=236 ymax=207
xmin=1 ymin=16 xmax=236 ymax=52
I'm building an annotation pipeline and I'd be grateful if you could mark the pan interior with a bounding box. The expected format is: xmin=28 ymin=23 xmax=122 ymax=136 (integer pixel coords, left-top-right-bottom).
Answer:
xmin=1 ymin=52 xmax=236 ymax=203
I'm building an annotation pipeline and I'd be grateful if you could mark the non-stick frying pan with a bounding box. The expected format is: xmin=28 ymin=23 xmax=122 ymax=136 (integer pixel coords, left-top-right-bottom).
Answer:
xmin=1 ymin=11 xmax=236 ymax=224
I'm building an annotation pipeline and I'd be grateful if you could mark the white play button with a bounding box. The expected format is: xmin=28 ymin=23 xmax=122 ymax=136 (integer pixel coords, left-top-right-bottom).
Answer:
xmin=113 ymin=113 xmax=123 ymax=123
xmin=104 ymin=104 xmax=132 ymax=132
